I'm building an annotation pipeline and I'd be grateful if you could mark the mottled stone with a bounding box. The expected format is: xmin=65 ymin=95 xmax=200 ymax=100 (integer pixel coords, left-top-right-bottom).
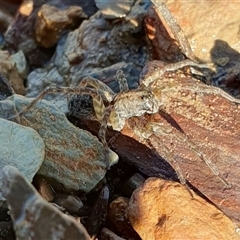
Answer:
xmin=2 ymin=94 xmax=113 ymax=193
xmin=128 ymin=178 xmax=240 ymax=240
xmin=0 ymin=117 xmax=44 ymax=206
xmin=35 ymin=4 xmax=87 ymax=48
xmin=1 ymin=165 xmax=91 ymax=240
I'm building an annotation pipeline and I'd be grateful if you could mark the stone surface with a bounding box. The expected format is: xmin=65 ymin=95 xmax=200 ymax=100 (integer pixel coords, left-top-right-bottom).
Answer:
xmin=35 ymin=4 xmax=87 ymax=48
xmin=147 ymin=0 xmax=240 ymax=96
xmin=0 ymin=117 xmax=44 ymax=206
xmin=2 ymin=94 xmax=111 ymax=193
xmin=128 ymin=178 xmax=240 ymax=240
xmin=95 ymin=0 xmax=134 ymax=19
xmin=149 ymin=0 xmax=240 ymax=63
xmin=1 ymin=165 xmax=91 ymax=240
xmin=108 ymin=197 xmax=140 ymax=239
xmin=0 ymin=50 xmax=26 ymax=94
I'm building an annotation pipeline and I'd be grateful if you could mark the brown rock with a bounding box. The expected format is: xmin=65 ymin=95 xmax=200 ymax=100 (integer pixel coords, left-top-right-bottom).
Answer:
xmin=1 ymin=165 xmax=91 ymax=240
xmin=35 ymin=4 xmax=87 ymax=48
xmin=128 ymin=177 xmax=240 ymax=240
xmin=108 ymin=197 xmax=140 ymax=240
xmin=149 ymin=0 xmax=240 ymax=63
xmin=110 ymin=61 xmax=240 ymax=225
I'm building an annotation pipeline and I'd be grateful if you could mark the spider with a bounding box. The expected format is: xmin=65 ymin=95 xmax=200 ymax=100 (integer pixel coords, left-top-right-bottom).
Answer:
xmin=9 ymin=58 xmax=237 ymax=191
xmin=8 ymin=0 xmax=240 ymax=189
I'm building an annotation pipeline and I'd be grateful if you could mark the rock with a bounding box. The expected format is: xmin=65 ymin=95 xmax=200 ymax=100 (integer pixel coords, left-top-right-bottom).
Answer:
xmin=128 ymin=178 xmax=240 ymax=240
xmin=146 ymin=0 xmax=240 ymax=96
xmin=0 ymin=117 xmax=44 ymax=207
xmin=99 ymin=228 xmax=126 ymax=240
xmin=108 ymin=197 xmax=140 ymax=239
xmin=54 ymin=193 xmax=83 ymax=214
xmin=157 ymin=0 xmax=240 ymax=63
xmin=120 ymin=173 xmax=145 ymax=197
xmin=36 ymin=178 xmax=55 ymax=202
xmin=1 ymin=94 xmax=115 ymax=193
xmin=85 ymin=186 xmax=109 ymax=237
xmin=1 ymin=165 xmax=91 ymax=240
xmin=26 ymin=3 xmax=150 ymax=98
xmin=35 ymin=4 xmax=87 ymax=48
xmin=95 ymin=0 xmax=134 ymax=19
xmin=4 ymin=0 xmax=95 ymax=67
xmin=11 ymin=50 xmax=29 ymax=79
xmin=0 ymin=50 xmax=26 ymax=94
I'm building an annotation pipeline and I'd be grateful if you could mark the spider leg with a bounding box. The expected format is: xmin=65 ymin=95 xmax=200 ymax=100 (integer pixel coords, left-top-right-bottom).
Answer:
xmin=142 ymin=59 xmax=211 ymax=87
xmin=80 ymin=76 xmax=115 ymax=102
xmin=98 ymin=105 xmax=114 ymax=169
xmin=147 ymin=122 xmax=231 ymax=188
xmin=132 ymin=126 xmax=192 ymax=196
xmin=116 ymin=70 xmax=129 ymax=92
xmin=150 ymin=0 xmax=196 ymax=62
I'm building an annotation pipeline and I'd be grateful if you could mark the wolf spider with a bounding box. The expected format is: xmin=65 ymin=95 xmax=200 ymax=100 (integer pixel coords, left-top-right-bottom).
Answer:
xmin=10 ymin=59 xmax=238 ymax=190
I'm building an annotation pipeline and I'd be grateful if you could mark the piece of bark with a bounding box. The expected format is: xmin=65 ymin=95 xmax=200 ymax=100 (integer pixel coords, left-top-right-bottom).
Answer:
xmin=128 ymin=178 xmax=240 ymax=240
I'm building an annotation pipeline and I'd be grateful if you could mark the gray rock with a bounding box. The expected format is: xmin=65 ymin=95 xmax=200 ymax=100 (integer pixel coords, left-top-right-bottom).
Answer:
xmin=3 ymin=94 xmax=112 ymax=193
xmin=26 ymin=3 xmax=150 ymax=98
xmin=95 ymin=0 xmax=134 ymax=19
xmin=0 ymin=117 xmax=44 ymax=205
xmin=1 ymin=165 xmax=91 ymax=240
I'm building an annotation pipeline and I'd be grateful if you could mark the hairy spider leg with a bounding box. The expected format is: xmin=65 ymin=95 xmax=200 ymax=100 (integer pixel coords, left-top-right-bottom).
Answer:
xmin=116 ymin=70 xmax=129 ymax=92
xmin=147 ymin=122 xmax=231 ymax=188
xmin=98 ymin=105 xmax=114 ymax=169
xmin=150 ymin=0 xmax=196 ymax=62
xmin=79 ymin=76 xmax=115 ymax=102
xmin=142 ymin=59 xmax=211 ymax=87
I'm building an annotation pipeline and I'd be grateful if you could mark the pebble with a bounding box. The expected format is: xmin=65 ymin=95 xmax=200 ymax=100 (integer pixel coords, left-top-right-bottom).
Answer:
xmin=128 ymin=178 xmax=240 ymax=240
xmin=95 ymin=0 xmax=134 ymax=19
xmin=0 ymin=118 xmax=44 ymax=208
xmin=1 ymin=94 xmax=117 ymax=193
xmin=1 ymin=165 xmax=91 ymax=240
